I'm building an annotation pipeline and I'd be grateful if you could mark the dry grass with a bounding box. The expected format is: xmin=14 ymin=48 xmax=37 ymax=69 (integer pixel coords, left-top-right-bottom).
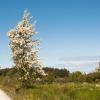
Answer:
xmin=0 ymin=76 xmax=100 ymax=100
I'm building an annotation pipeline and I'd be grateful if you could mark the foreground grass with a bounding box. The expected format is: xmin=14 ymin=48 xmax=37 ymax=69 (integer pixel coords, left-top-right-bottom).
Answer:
xmin=0 ymin=76 xmax=100 ymax=100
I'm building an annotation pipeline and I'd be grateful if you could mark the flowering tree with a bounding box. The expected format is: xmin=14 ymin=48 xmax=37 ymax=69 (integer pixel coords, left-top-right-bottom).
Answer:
xmin=7 ymin=10 xmax=45 ymax=86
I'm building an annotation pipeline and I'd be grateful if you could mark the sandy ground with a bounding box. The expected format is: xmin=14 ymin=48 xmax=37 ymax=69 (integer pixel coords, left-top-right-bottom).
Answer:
xmin=0 ymin=89 xmax=12 ymax=100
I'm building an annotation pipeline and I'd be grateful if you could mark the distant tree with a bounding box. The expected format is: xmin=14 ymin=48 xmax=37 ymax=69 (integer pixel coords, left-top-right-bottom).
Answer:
xmin=69 ymin=71 xmax=83 ymax=82
xmin=95 ymin=61 xmax=100 ymax=73
xmin=86 ymin=72 xmax=100 ymax=83
xmin=7 ymin=10 xmax=45 ymax=87
xmin=54 ymin=68 xmax=70 ymax=78
xmin=43 ymin=67 xmax=69 ymax=82
xmin=96 ymin=67 xmax=100 ymax=73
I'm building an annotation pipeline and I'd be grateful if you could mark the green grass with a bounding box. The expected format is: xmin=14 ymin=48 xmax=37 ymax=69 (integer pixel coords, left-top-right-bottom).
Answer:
xmin=0 ymin=76 xmax=100 ymax=100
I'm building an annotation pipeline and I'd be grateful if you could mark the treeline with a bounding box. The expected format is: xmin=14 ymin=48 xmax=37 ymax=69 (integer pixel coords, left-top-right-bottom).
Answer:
xmin=43 ymin=67 xmax=100 ymax=83
xmin=0 ymin=67 xmax=100 ymax=83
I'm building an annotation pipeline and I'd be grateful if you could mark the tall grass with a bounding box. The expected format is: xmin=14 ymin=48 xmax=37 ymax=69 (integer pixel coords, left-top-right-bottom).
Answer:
xmin=0 ymin=76 xmax=100 ymax=100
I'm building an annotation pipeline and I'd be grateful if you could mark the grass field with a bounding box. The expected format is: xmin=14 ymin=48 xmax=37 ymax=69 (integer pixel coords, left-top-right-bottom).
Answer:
xmin=0 ymin=76 xmax=100 ymax=100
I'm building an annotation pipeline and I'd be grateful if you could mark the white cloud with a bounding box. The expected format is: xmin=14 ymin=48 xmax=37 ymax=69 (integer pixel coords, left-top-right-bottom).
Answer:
xmin=55 ymin=56 xmax=100 ymax=73
xmin=59 ymin=56 xmax=100 ymax=65
xmin=46 ymin=56 xmax=100 ymax=73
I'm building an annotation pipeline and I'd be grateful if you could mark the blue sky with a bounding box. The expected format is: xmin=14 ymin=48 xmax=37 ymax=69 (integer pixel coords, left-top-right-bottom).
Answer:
xmin=0 ymin=0 xmax=100 ymax=73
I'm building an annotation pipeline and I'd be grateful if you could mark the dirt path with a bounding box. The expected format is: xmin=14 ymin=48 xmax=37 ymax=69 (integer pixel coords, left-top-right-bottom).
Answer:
xmin=0 ymin=89 xmax=12 ymax=100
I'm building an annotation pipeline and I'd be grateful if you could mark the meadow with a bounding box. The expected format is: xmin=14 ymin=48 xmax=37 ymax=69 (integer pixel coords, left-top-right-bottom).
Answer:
xmin=0 ymin=75 xmax=100 ymax=100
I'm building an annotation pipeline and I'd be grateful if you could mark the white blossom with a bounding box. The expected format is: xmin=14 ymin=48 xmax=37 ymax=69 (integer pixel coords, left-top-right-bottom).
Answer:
xmin=7 ymin=10 xmax=46 ymax=82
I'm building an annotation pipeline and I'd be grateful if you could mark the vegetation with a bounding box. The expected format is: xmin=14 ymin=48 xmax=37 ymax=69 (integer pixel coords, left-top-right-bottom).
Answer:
xmin=7 ymin=10 xmax=45 ymax=87
xmin=0 ymin=66 xmax=100 ymax=100
xmin=0 ymin=75 xmax=100 ymax=100
xmin=0 ymin=67 xmax=100 ymax=83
